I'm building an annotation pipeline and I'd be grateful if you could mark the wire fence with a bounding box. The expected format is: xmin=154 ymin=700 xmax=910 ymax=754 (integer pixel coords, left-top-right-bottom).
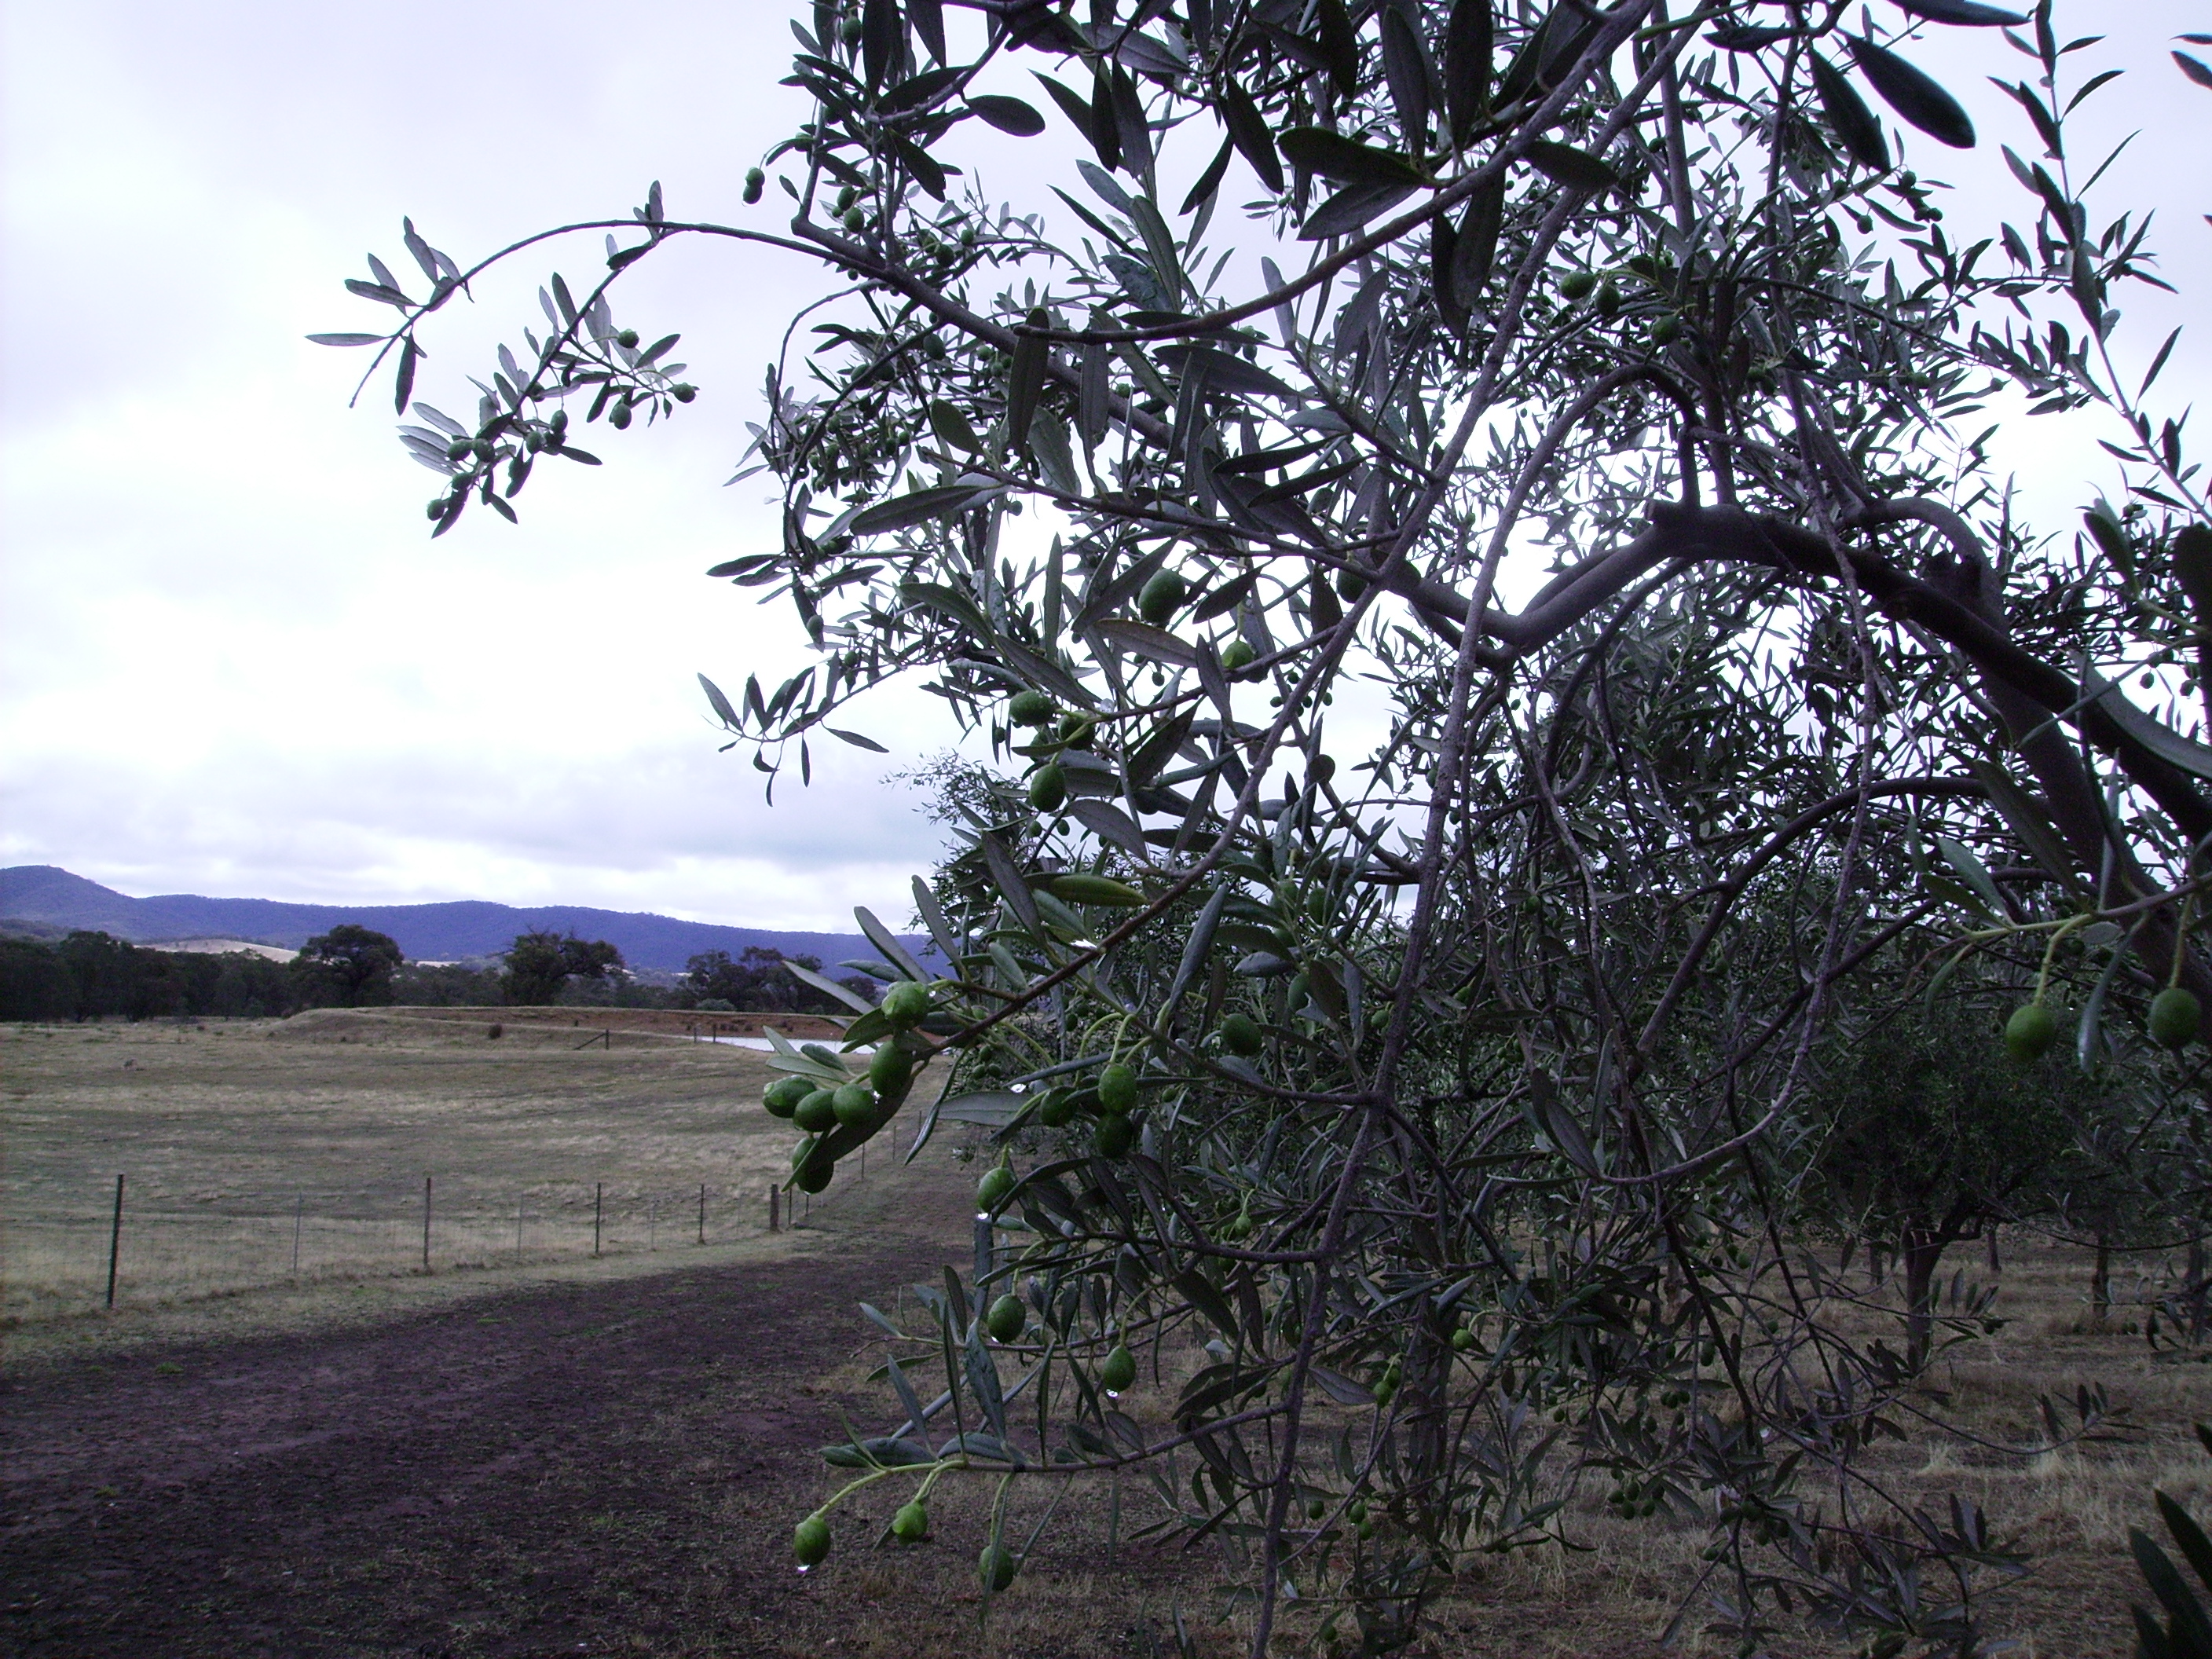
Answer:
xmin=4 ymin=1165 xmax=857 ymax=1322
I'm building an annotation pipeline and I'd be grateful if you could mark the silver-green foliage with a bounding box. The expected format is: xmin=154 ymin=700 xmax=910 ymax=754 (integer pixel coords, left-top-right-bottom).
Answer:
xmin=317 ymin=2 xmax=2212 ymax=1650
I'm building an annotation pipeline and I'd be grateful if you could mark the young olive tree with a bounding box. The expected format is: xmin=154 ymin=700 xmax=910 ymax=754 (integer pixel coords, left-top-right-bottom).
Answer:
xmin=1801 ymin=989 xmax=2091 ymax=1372
xmin=317 ymin=2 xmax=2212 ymax=1650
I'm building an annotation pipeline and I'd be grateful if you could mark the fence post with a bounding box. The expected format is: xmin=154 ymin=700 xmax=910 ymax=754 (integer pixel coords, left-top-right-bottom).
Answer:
xmin=516 ymin=1194 xmax=525 ymax=1258
xmin=104 ymin=1174 xmax=126 ymax=1309
xmin=768 ymin=1185 xmax=779 ymax=1233
xmin=649 ymin=1193 xmax=657 ymax=1251
xmin=291 ymin=1193 xmax=303 ymax=1278
xmin=594 ymin=1181 xmax=603 ymax=1257
xmin=698 ymin=1182 xmax=706 ymax=1245
xmin=422 ymin=1175 xmax=433 ymax=1273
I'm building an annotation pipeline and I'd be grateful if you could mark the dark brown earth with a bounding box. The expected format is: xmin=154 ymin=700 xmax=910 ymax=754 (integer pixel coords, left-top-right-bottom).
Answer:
xmin=3 ymin=1247 xmax=924 ymax=1657
xmin=0 ymin=1169 xmax=1228 ymax=1659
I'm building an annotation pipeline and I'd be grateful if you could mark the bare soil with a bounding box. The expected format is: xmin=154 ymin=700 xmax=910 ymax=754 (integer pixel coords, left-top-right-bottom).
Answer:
xmin=4 ymin=1163 xmax=969 ymax=1659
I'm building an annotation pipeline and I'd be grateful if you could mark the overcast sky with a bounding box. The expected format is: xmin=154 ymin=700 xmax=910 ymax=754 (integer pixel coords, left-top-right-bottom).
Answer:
xmin=2 ymin=2 xmax=2203 ymax=930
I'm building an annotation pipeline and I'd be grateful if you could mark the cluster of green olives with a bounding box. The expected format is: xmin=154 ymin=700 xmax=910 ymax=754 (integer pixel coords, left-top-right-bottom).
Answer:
xmin=758 ymin=980 xmax=936 ymax=1193
xmin=1607 ymin=1475 xmax=1666 ymax=1520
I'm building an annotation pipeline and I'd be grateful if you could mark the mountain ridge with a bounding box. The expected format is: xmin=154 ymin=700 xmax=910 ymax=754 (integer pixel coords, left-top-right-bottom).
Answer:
xmin=0 ymin=866 xmax=918 ymax=975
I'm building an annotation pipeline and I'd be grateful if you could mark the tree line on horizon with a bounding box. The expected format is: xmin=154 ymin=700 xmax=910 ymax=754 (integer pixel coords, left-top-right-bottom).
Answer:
xmin=0 ymin=925 xmax=874 ymax=1021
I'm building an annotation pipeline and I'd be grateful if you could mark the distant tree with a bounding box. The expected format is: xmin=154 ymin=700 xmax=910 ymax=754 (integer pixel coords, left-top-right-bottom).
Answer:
xmin=1805 ymin=997 xmax=2093 ymax=1371
xmin=200 ymin=951 xmax=300 ymax=1018
xmin=0 ymin=938 xmax=78 ymax=1021
xmin=53 ymin=931 xmax=186 ymax=1020
xmin=0 ymin=934 xmax=306 ymax=1021
xmin=293 ymin=925 xmax=405 ymax=1008
xmin=683 ymin=945 xmax=870 ymax=1014
xmin=504 ymin=931 xmax=624 ymax=1005
xmin=2042 ymin=1070 xmax=2211 ymax=1331
xmin=390 ymin=961 xmax=507 ymax=1007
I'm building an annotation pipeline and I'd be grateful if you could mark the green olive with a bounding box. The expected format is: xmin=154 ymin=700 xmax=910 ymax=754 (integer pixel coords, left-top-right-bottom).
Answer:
xmin=764 ymin=1075 xmax=813 ymax=1119
xmin=832 ymin=1083 xmax=875 ymax=1130
xmin=868 ymin=1042 xmax=913 ymax=1094
xmin=881 ymin=981 xmax=932 ymax=1027
xmin=985 ymin=1294 xmax=1025 ymax=1342
xmin=977 ymin=1157 xmax=1016 ymax=1213
xmin=1097 ymin=1062 xmax=1137 ymax=1114
xmin=2004 ymin=1002 xmax=2056 ymax=1062
xmin=1100 ymin=1343 xmax=1137 ymax=1391
xmin=1093 ymin=1113 xmax=1135 ymax=1159
xmin=793 ymin=1515 xmax=830 ymax=1565
xmin=1138 ymin=569 xmax=1188 ymax=625
xmin=2150 ymin=986 xmax=2202 ymax=1049
xmin=978 ymin=1544 xmax=1017 ymax=1592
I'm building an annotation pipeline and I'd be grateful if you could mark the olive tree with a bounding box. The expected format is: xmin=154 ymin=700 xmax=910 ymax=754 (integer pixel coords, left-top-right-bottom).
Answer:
xmin=316 ymin=1 xmax=2212 ymax=1650
xmin=1801 ymin=990 xmax=2094 ymax=1372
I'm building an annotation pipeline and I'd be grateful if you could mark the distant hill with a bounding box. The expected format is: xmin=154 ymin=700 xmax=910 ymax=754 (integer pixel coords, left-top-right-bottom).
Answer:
xmin=0 ymin=866 xmax=926 ymax=975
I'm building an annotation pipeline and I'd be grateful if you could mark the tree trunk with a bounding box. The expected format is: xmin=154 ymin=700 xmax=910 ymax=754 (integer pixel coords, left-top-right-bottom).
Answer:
xmin=2090 ymin=1238 xmax=2112 ymax=1329
xmin=1902 ymin=1231 xmax=1946 ymax=1373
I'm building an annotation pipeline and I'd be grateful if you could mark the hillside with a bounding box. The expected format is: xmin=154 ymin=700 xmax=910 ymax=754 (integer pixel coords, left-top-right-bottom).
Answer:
xmin=0 ymin=866 xmax=922 ymax=974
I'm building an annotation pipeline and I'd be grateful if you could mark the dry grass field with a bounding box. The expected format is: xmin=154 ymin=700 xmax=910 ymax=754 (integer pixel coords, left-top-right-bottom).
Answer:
xmin=770 ymin=1236 xmax=2212 ymax=1659
xmin=2 ymin=1014 xmax=2208 ymax=1655
xmin=1 ymin=1010 xmax=877 ymax=1328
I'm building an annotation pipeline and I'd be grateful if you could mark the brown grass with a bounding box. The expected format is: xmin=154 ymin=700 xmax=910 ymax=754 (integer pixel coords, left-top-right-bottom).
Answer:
xmin=0 ymin=1010 xmax=893 ymax=1331
xmin=764 ymin=1233 xmax=2210 ymax=1658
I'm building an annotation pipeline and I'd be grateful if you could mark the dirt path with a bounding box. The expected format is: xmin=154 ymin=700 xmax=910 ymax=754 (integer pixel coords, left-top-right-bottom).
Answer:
xmin=2 ymin=1183 xmax=987 ymax=1659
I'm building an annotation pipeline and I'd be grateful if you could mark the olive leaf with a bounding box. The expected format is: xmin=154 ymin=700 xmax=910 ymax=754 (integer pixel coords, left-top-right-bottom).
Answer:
xmin=1217 ymin=80 xmax=1285 ymax=193
xmin=1848 ymin=36 xmax=1977 ymax=148
xmin=1301 ymin=182 xmax=1419 ymax=240
xmin=1276 ymin=128 xmax=1430 ymax=189
xmin=1005 ymin=307 xmax=1049 ymax=455
xmin=1894 ymin=0 xmax=2027 ymax=24
xmin=850 ymin=483 xmax=997 ymax=534
xmin=1379 ymin=5 xmax=1434 ymax=142
xmin=1313 ymin=0 xmax=1360 ymax=99
xmin=2173 ymin=525 xmax=2212 ymax=623
xmin=1521 ymin=139 xmax=1621 ymax=195
xmin=1811 ymin=53 xmax=1891 ymax=171
xmin=1442 ymin=0 xmax=1494 ymax=138
xmin=967 ymin=95 xmax=1046 ymax=136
